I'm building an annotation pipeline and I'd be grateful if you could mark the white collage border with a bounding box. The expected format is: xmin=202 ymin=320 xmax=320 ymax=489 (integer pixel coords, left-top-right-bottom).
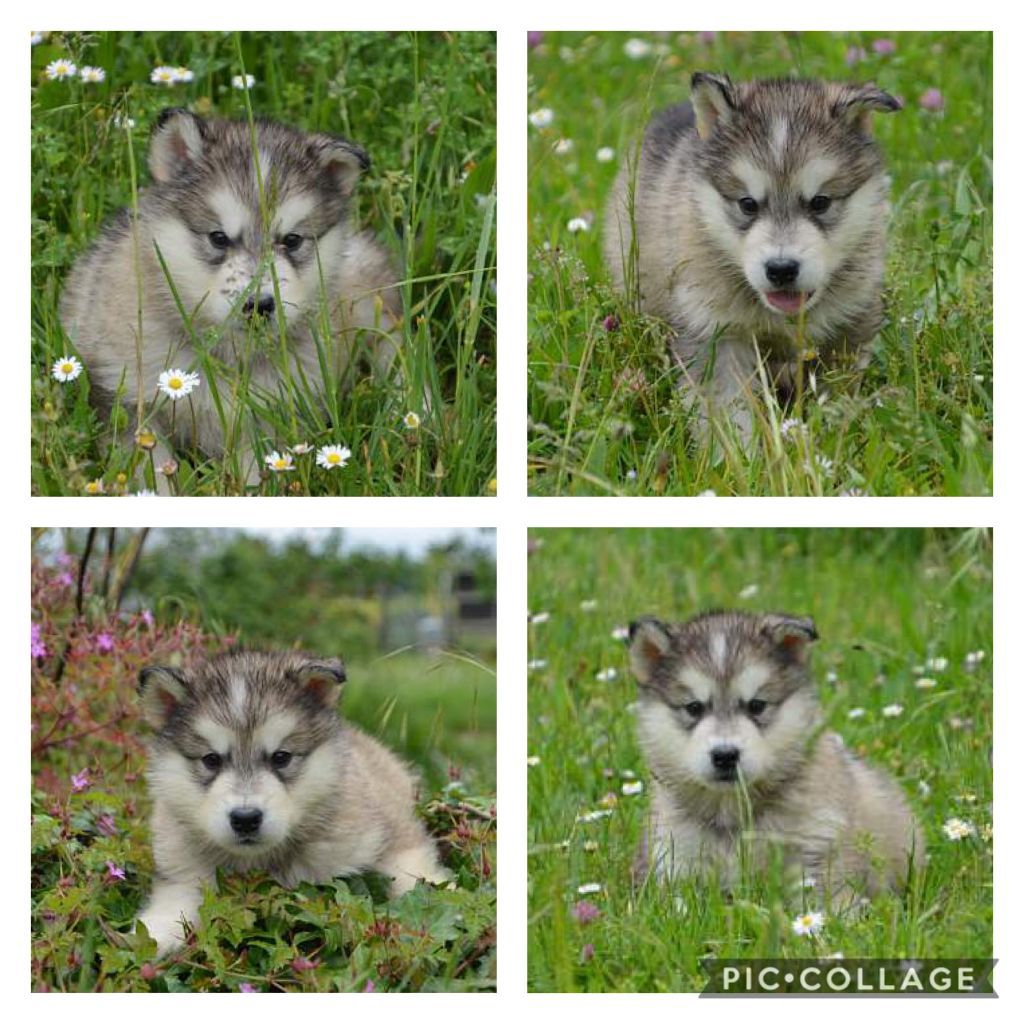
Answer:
xmin=9 ymin=2 xmax=1018 ymax=1019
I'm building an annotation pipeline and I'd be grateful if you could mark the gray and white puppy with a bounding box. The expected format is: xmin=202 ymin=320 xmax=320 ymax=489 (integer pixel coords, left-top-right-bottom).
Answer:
xmin=61 ymin=109 xmax=402 ymax=483
xmin=138 ymin=650 xmax=446 ymax=955
xmin=629 ymin=610 xmax=924 ymax=899
xmin=605 ymin=73 xmax=900 ymax=441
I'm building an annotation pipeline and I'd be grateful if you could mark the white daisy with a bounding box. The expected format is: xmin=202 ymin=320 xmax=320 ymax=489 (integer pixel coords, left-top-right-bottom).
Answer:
xmin=567 ymin=217 xmax=589 ymax=233
xmin=915 ymin=677 xmax=938 ymax=690
xmin=623 ymin=38 xmax=652 ymax=59
xmin=232 ymin=73 xmax=256 ymax=90
xmin=527 ymin=755 xmax=541 ymax=767
xmin=964 ymin=650 xmax=986 ymax=670
xmin=79 ymin=66 xmax=106 ymax=84
xmin=84 ymin=479 xmax=105 ymax=495
xmin=575 ymin=809 xmax=613 ymax=824
xmin=529 ymin=611 xmax=551 ymax=625
xmin=942 ymin=817 xmax=976 ymax=841
xmin=289 ymin=442 xmax=314 ymax=455
xmin=577 ymin=882 xmax=602 ymax=895
xmin=528 ymin=107 xmax=554 ymax=128
xmin=32 ymin=32 xmax=47 ymax=46
xmin=402 ymin=410 xmax=421 ymax=429
xmin=553 ymin=138 xmax=574 ymax=155
xmin=847 ymin=707 xmax=866 ymax=720
xmin=157 ymin=368 xmax=200 ymax=400
xmin=792 ymin=910 xmax=825 ymax=936
xmin=150 ymin=65 xmax=181 ymax=86
xmin=51 ymin=355 xmax=83 ymax=382
xmin=595 ymin=668 xmax=618 ymax=682
xmin=316 ymin=444 xmax=352 ymax=470
xmin=264 ymin=450 xmax=295 ymax=472
xmin=45 ymin=58 xmax=77 ymax=80
xmin=113 ymin=113 xmax=136 ymax=129
xmin=175 ymin=67 xmax=194 ymax=83
xmin=611 ymin=626 xmax=630 ymax=641
xmin=596 ymin=146 xmax=615 ymax=163
xmin=621 ymin=780 xmax=643 ymax=796
xmin=881 ymin=703 xmax=904 ymax=718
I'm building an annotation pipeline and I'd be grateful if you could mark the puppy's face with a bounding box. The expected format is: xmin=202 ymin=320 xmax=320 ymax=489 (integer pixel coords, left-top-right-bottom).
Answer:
xmin=630 ymin=611 xmax=821 ymax=791
xmin=145 ymin=109 xmax=368 ymax=327
xmin=688 ymin=74 xmax=898 ymax=319
xmin=140 ymin=654 xmax=346 ymax=860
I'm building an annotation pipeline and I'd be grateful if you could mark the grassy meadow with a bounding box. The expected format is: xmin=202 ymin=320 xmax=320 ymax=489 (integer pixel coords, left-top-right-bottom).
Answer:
xmin=31 ymin=533 xmax=496 ymax=991
xmin=32 ymin=31 xmax=496 ymax=496
xmin=527 ymin=528 xmax=992 ymax=991
xmin=527 ymin=32 xmax=992 ymax=495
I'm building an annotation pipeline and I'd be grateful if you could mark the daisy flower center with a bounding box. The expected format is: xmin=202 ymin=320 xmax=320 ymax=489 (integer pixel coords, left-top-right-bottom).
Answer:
xmin=326 ymin=452 xmax=341 ymax=464
xmin=167 ymin=376 xmax=183 ymax=390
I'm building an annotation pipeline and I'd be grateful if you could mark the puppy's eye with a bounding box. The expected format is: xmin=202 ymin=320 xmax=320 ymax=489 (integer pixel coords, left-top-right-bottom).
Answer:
xmin=208 ymin=230 xmax=231 ymax=249
xmin=281 ymin=233 xmax=303 ymax=252
xmin=809 ymin=194 xmax=832 ymax=214
xmin=201 ymin=752 xmax=223 ymax=770
xmin=737 ymin=197 xmax=759 ymax=216
xmin=270 ymin=750 xmax=293 ymax=769
xmin=747 ymin=698 xmax=768 ymax=717
xmin=684 ymin=700 xmax=706 ymax=718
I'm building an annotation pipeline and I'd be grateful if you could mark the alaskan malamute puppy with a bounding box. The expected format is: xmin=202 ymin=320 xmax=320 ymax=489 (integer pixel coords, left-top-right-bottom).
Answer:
xmin=61 ymin=109 xmax=402 ymax=484
xmin=628 ymin=610 xmax=924 ymax=899
xmin=605 ymin=73 xmax=901 ymax=441
xmin=137 ymin=650 xmax=446 ymax=954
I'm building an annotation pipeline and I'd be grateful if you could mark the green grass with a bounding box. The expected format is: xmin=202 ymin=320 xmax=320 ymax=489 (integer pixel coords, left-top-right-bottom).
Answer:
xmin=527 ymin=528 xmax=992 ymax=991
xmin=32 ymin=31 xmax=496 ymax=496
xmin=528 ymin=32 xmax=992 ymax=495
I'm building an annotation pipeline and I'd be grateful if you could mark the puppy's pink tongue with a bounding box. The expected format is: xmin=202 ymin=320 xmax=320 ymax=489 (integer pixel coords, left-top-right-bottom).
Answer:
xmin=765 ymin=291 xmax=807 ymax=315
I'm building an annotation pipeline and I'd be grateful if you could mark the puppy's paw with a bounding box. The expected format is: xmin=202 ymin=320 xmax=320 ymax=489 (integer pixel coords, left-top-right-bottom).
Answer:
xmin=137 ymin=911 xmax=189 ymax=956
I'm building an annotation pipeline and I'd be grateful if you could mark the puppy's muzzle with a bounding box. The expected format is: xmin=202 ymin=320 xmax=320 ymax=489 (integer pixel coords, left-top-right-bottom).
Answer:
xmin=710 ymin=745 xmax=741 ymax=781
xmin=243 ymin=295 xmax=275 ymax=318
xmin=229 ymin=807 xmax=263 ymax=837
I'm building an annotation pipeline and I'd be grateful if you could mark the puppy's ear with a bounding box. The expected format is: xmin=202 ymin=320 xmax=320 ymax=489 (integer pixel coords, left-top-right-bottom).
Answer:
xmin=313 ymin=135 xmax=370 ymax=196
xmin=149 ymin=108 xmax=210 ymax=182
xmin=628 ymin=618 xmax=673 ymax=685
xmin=138 ymin=665 xmax=190 ymax=729
xmin=691 ymin=71 xmax=737 ymax=139
xmin=762 ymin=614 xmax=818 ymax=663
xmin=294 ymin=658 xmax=347 ymax=708
xmin=831 ymin=83 xmax=901 ymax=133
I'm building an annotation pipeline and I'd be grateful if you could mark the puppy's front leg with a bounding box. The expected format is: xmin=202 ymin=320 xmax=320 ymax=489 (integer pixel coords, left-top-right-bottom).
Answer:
xmin=138 ymin=874 xmax=209 ymax=955
xmin=675 ymin=335 xmax=761 ymax=450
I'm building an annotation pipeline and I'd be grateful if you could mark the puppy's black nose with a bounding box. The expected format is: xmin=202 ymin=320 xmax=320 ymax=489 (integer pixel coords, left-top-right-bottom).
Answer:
xmin=765 ymin=259 xmax=801 ymax=287
xmin=229 ymin=807 xmax=263 ymax=836
xmin=710 ymin=746 xmax=741 ymax=771
xmin=243 ymin=295 xmax=275 ymax=318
